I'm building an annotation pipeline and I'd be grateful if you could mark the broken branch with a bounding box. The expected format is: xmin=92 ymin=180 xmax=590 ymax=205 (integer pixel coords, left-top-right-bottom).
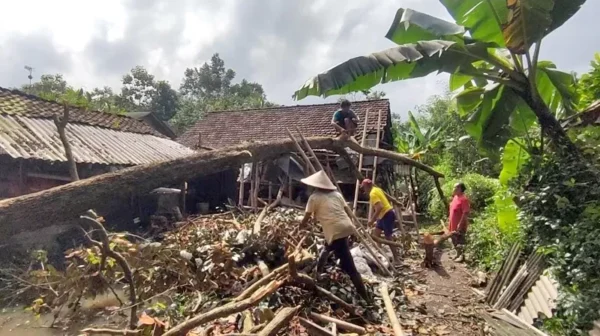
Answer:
xmin=309 ymin=312 xmax=366 ymax=335
xmin=163 ymin=279 xmax=284 ymax=336
xmin=257 ymin=306 xmax=300 ymax=336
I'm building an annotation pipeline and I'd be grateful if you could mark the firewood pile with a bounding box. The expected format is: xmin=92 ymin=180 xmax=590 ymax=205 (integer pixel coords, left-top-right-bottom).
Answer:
xmin=2 ymin=207 xmax=412 ymax=336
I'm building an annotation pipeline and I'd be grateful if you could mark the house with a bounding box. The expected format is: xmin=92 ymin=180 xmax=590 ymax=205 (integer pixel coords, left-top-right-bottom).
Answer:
xmin=177 ymin=100 xmax=403 ymax=214
xmin=0 ymin=87 xmax=195 ymax=199
xmin=0 ymin=87 xmax=198 ymax=255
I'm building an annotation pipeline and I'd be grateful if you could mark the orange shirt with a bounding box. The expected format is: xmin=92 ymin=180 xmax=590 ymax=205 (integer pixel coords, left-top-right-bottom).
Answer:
xmin=449 ymin=195 xmax=470 ymax=232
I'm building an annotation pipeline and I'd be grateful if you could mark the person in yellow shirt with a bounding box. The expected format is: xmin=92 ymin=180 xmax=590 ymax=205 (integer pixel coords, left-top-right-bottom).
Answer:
xmin=360 ymin=179 xmax=401 ymax=264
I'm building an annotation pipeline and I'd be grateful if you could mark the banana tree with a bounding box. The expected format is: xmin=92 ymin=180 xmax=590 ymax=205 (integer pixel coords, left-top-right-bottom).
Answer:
xmin=395 ymin=111 xmax=445 ymax=159
xmin=294 ymin=2 xmax=585 ymax=157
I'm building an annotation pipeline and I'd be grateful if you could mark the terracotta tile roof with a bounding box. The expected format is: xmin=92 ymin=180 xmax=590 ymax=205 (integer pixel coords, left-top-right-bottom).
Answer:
xmin=178 ymin=99 xmax=391 ymax=149
xmin=0 ymin=87 xmax=161 ymax=136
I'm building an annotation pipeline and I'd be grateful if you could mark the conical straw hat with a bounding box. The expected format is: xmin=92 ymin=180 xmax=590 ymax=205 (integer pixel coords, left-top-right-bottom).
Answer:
xmin=300 ymin=170 xmax=337 ymax=191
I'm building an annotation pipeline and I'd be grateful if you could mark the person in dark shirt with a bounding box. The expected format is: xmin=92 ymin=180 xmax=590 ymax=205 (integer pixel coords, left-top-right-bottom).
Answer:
xmin=331 ymin=99 xmax=359 ymax=139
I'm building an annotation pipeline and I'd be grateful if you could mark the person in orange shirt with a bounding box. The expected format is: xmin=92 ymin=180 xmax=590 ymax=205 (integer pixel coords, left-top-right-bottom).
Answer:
xmin=360 ymin=179 xmax=401 ymax=264
xmin=448 ymin=182 xmax=470 ymax=262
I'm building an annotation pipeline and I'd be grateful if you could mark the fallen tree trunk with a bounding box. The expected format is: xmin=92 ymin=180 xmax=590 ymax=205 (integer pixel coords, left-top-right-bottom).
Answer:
xmin=0 ymin=137 xmax=443 ymax=237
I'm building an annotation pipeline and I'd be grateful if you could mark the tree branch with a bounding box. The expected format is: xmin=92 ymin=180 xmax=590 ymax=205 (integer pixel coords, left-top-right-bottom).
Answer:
xmin=80 ymin=212 xmax=137 ymax=329
xmin=53 ymin=104 xmax=79 ymax=181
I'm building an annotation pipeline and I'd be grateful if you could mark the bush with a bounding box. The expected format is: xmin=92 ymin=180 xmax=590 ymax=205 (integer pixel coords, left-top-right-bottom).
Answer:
xmin=519 ymin=154 xmax=600 ymax=335
xmin=428 ymin=173 xmax=501 ymax=220
xmin=466 ymin=194 xmax=524 ymax=271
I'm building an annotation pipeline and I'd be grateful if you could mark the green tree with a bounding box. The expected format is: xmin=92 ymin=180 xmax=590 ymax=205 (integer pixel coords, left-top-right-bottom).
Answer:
xmin=576 ymin=53 xmax=600 ymax=109
xmin=118 ymin=66 xmax=179 ymax=121
xmin=23 ymin=74 xmax=68 ymax=99
xmin=172 ymin=54 xmax=274 ymax=132
xmin=294 ymin=3 xmax=585 ymax=160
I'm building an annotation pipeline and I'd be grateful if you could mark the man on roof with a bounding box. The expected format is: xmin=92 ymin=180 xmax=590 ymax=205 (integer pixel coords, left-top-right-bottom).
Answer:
xmin=300 ymin=170 xmax=371 ymax=303
xmin=331 ymin=99 xmax=359 ymax=139
xmin=361 ymin=179 xmax=401 ymax=265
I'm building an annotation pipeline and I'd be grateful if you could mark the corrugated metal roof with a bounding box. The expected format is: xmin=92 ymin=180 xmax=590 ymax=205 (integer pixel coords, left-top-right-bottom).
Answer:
xmin=0 ymin=114 xmax=195 ymax=165
xmin=515 ymin=271 xmax=600 ymax=336
xmin=517 ymin=274 xmax=558 ymax=325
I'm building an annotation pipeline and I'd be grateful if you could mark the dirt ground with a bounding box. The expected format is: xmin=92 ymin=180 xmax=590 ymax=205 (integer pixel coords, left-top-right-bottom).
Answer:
xmin=399 ymin=245 xmax=487 ymax=336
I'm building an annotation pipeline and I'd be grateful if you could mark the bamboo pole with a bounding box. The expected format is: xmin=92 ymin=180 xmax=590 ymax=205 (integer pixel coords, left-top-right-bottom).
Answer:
xmin=353 ymin=108 xmax=370 ymax=213
xmin=380 ymin=283 xmax=405 ymax=336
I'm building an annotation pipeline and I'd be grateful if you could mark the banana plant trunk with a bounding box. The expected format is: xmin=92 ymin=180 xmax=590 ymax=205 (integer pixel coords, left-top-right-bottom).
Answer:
xmin=519 ymin=90 xmax=580 ymax=158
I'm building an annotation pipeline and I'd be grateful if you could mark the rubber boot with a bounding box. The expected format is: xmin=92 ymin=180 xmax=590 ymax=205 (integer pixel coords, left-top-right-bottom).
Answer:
xmin=350 ymin=273 xmax=372 ymax=304
xmin=453 ymin=245 xmax=465 ymax=262
xmin=313 ymin=248 xmax=331 ymax=280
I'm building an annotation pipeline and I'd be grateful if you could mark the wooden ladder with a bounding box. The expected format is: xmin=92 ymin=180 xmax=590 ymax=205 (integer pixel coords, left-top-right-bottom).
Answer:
xmin=352 ymin=109 xmax=383 ymax=222
xmin=286 ymin=127 xmax=393 ymax=276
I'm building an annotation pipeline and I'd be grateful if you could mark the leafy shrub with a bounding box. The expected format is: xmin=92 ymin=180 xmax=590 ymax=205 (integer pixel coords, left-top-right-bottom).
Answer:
xmin=519 ymin=154 xmax=600 ymax=335
xmin=428 ymin=173 xmax=501 ymax=219
xmin=466 ymin=193 xmax=524 ymax=272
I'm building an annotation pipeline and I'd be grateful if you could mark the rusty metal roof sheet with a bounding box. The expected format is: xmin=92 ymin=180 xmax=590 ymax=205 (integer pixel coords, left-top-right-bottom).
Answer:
xmin=0 ymin=114 xmax=195 ymax=165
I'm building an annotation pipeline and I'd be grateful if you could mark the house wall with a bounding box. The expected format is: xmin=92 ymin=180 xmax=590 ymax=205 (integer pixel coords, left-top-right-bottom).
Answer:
xmin=0 ymin=155 xmax=117 ymax=200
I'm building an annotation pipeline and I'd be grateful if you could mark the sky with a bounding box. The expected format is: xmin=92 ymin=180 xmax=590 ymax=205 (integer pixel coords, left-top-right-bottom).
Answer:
xmin=0 ymin=0 xmax=598 ymax=121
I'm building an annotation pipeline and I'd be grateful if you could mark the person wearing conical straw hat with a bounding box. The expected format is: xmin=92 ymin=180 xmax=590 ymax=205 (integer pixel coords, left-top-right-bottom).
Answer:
xmin=299 ymin=170 xmax=371 ymax=303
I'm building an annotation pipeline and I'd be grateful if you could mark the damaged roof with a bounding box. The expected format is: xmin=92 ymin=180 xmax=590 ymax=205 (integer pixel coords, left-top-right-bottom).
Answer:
xmin=178 ymin=99 xmax=391 ymax=149
xmin=0 ymin=87 xmax=195 ymax=165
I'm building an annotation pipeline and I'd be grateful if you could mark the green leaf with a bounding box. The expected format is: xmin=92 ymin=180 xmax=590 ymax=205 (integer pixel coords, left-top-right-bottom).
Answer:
xmin=294 ymin=40 xmax=485 ymax=100
xmin=408 ymin=111 xmax=426 ymax=145
xmin=439 ymin=0 xmax=508 ymax=47
xmin=502 ymin=0 xmax=554 ymax=54
xmin=385 ymin=8 xmax=465 ymax=45
xmin=450 ymin=73 xmax=474 ymax=91
xmin=536 ymin=62 xmax=579 ymax=117
xmin=456 ymin=87 xmax=485 ymax=116
xmin=508 ymin=95 xmax=537 ymax=137
xmin=465 ymin=84 xmax=522 ymax=149
xmin=499 ymin=139 xmax=530 ymax=186
xmin=494 ymin=190 xmax=520 ymax=234
xmin=546 ymin=0 xmax=586 ymax=36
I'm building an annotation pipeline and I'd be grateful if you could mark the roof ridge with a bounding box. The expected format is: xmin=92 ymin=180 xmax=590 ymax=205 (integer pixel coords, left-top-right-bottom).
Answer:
xmin=0 ymin=86 xmax=137 ymax=121
xmin=205 ymin=98 xmax=390 ymax=114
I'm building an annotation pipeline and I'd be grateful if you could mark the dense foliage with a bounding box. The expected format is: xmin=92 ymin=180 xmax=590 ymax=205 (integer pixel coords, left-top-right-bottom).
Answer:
xmin=576 ymin=53 xmax=600 ymax=109
xmin=518 ymin=141 xmax=600 ymax=333
xmin=19 ymin=54 xmax=275 ymax=133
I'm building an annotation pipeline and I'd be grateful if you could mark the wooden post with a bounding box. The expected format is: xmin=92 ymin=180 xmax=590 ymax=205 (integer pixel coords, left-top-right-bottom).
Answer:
xmin=238 ymin=164 xmax=245 ymax=207
xmin=288 ymin=174 xmax=293 ymax=203
xmin=180 ymin=182 xmax=187 ymax=216
xmin=268 ymin=182 xmax=273 ymax=203
xmin=18 ymin=160 xmax=25 ymax=195
xmin=406 ymin=174 xmax=420 ymax=240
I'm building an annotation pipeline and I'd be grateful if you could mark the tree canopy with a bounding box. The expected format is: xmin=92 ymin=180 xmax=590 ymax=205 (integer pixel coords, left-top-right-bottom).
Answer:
xmin=19 ymin=54 xmax=275 ymax=133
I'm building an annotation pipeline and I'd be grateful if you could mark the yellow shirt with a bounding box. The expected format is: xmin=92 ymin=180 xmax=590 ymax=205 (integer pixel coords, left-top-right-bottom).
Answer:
xmin=369 ymin=186 xmax=393 ymax=220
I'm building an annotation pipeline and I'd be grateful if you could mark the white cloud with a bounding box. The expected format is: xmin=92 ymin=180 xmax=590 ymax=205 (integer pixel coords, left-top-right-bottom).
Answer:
xmin=0 ymin=0 xmax=598 ymax=123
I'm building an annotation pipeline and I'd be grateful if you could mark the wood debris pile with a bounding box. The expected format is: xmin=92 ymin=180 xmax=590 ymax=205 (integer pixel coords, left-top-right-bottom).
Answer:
xmin=2 ymin=207 xmax=414 ymax=336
